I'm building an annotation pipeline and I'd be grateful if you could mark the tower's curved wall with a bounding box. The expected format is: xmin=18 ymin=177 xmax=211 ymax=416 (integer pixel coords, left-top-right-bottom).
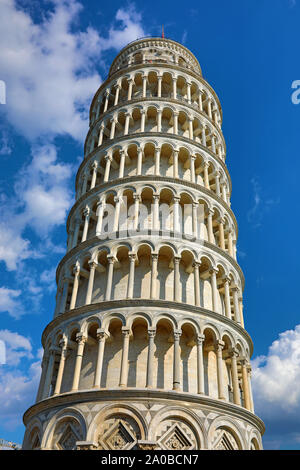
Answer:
xmin=22 ymin=37 xmax=264 ymax=451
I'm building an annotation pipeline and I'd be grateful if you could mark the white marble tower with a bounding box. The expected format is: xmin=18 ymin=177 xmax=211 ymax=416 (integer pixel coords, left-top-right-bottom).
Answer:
xmin=23 ymin=37 xmax=264 ymax=450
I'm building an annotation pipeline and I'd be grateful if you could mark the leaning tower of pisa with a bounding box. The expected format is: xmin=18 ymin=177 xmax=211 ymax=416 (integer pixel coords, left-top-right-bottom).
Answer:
xmin=22 ymin=37 xmax=264 ymax=450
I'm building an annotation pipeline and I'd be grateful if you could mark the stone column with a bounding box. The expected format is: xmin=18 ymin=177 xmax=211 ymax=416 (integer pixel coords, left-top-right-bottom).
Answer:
xmin=85 ymin=260 xmax=97 ymax=304
xmin=215 ymin=171 xmax=221 ymax=197
xmin=173 ymin=149 xmax=179 ymax=178
xmin=157 ymin=109 xmax=162 ymax=132
xmin=127 ymin=78 xmax=134 ymax=100
xmin=71 ymin=333 xmax=87 ymax=392
xmin=36 ymin=354 xmax=49 ymax=402
xmin=207 ymin=209 xmax=215 ymax=244
xmin=104 ymin=155 xmax=112 ymax=182
xmin=90 ymin=161 xmax=98 ymax=189
xmin=154 ymin=147 xmax=160 ymax=175
xmin=193 ymin=261 xmax=201 ymax=307
xmin=96 ymin=200 xmax=105 ymax=236
xmin=105 ymin=256 xmax=115 ymax=301
xmin=42 ymin=348 xmax=55 ymax=399
xmin=172 ymin=77 xmax=177 ymax=99
xmin=211 ymin=135 xmax=216 ymax=154
xmin=72 ymin=217 xmax=81 ymax=249
xmin=201 ymin=126 xmax=207 ymax=146
xmin=197 ymin=334 xmax=205 ymax=394
xmin=186 ymin=81 xmax=192 ymax=104
xmin=173 ymin=111 xmax=178 ymax=134
xmin=218 ymin=218 xmax=225 ymax=250
xmin=133 ymin=194 xmax=140 ymax=231
xmin=172 ymin=330 xmax=182 ymax=391
xmin=98 ymin=124 xmax=104 ymax=146
xmin=228 ymin=229 xmax=233 ymax=257
xmin=210 ymin=268 xmax=218 ymax=312
xmin=54 ymin=339 xmax=68 ymax=396
xmin=152 ymin=194 xmax=160 ymax=231
xmin=103 ymin=89 xmax=110 ymax=112
xmin=81 ymin=205 xmax=90 ymax=243
xmin=140 ymin=109 xmax=146 ymax=132
xmin=70 ymin=262 xmax=80 ymax=310
xmin=142 ymin=74 xmax=147 ymax=97
xmin=119 ymin=150 xmax=126 ymax=178
xmin=146 ymin=328 xmax=156 ymax=388
xmin=109 ymin=118 xmax=116 ymax=139
xmin=137 ymin=147 xmax=143 ymax=174
xmin=241 ymin=359 xmax=251 ymax=410
xmin=113 ymin=196 xmax=120 ymax=232
xmin=188 ymin=115 xmax=194 ymax=140
xmin=174 ymin=256 xmax=181 ymax=302
xmin=221 ymin=181 xmax=227 ymax=202
xmin=150 ymin=253 xmax=158 ymax=299
xmin=207 ymin=98 xmax=212 ymax=118
xmin=119 ymin=327 xmax=130 ymax=387
xmin=239 ymin=297 xmax=245 ymax=328
xmin=198 ymin=90 xmax=203 ymax=111
xmin=157 ymin=75 xmax=162 ymax=97
xmin=93 ymin=329 xmax=106 ymax=388
xmin=190 ymin=155 xmax=196 ymax=183
xmin=223 ymin=277 xmax=232 ymax=319
xmin=59 ymin=277 xmax=70 ymax=313
xmin=230 ymin=348 xmax=241 ymax=405
xmin=127 ymin=253 xmax=136 ymax=299
xmin=203 ymin=161 xmax=210 ymax=189
xmin=173 ymin=196 xmax=180 ymax=233
xmin=124 ymin=112 xmax=131 ymax=135
xmin=215 ymin=340 xmax=225 ymax=400
xmin=192 ymin=202 xmax=198 ymax=238
xmin=81 ymin=172 xmax=88 ymax=195
xmin=114 ymin=84 xmax=120 ymax=106
xmin=232 ymin=287 xmax=241 ymax=324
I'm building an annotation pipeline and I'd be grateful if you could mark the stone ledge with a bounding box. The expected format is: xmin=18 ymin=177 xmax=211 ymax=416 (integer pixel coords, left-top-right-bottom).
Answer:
xmin=23 ymin=387 xmax=265 ymax=435
xmin=41 ymin=299 xmax=253 ymax=354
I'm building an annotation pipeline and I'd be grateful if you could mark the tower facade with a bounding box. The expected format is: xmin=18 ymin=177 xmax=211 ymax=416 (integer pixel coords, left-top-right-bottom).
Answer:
xmin=23 ymin=38 xmax=264 ymax=450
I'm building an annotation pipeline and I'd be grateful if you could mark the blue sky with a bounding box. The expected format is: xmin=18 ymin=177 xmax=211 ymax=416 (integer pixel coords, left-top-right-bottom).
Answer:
xmin=0 ymin=0 xmax=300 ymax=449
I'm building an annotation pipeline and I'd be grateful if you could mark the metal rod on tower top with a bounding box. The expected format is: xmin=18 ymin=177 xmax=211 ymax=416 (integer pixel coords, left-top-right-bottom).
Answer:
xmin=162 ymin=25 xmax=164 ymax=38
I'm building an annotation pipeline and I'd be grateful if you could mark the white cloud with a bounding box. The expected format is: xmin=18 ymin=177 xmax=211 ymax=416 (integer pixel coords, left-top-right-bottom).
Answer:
xmin=0 ymin=360 xmax=41 ymax=430
xmin=247 ymin=176 xmax=280 ymax=229
xmin=252 ymin=324 xmax=300 ymax=447
xmin=0 ymin=329 xmax=33 ymax=366
xmin=0 ymin=287 xmax=24 ymax=318
xmin=0 ymin=0 xmax=147 ymax=142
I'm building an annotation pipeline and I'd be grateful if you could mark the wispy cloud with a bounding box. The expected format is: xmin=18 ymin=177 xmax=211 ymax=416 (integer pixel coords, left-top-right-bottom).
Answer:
xmin=247 ymin=177 xmax=280 ymax=229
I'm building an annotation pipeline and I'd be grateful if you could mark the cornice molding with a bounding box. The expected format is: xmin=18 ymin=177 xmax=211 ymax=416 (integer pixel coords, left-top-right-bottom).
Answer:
xmin=41 ymin=299 xmax=252 ymax=353
xmin=23 ymin=387 xmax=264 ymax=435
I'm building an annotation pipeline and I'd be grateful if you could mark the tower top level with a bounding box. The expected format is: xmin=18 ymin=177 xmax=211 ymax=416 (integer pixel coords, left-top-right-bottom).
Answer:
xmin=109 ymin=37 xmax=202 ymax=77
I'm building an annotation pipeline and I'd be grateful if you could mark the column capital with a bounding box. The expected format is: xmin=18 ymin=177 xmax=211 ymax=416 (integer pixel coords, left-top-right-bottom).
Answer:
xmin=151 ymin=253 xmax=159 ymax=261
xmin=104 ymin=154 xmax=112 ymax=162
xmin=96 ymin=328 xmax=106 ymax=341
xmin=73 ymin=261 xmax=81 ymax=275
xmin=104 ymin=88 xmax=110 ymax=96
xmin=174 ymin=255 xmax=181 ymax=264
xmin=192 ymin=260 xmax=201 ymax=268
xmin=133 ymin=193 xmax=141 ymax=201
xmin=196 ymin=334 xmax=205 ymax=345
xmin=59 ymin=338 xmax=67 ymax=350
xmin=107 ymin=255 xmax=116 ymax=264
xmin=173 ymin=330 xmax=182 ymax=341
xmin=121 ymin=327 xmax=131 ymax=336
xmin=128 ymin=252 xmax=136 ymax=261
xmin=215 ymin=340 xmax=225 ymax=351
xmin=75 ymin=333 xmax=87 ymax=345
xmin=229 ymin=347 xmax=239 ymax=358
xmin=91 ymin=160 xmax=98 ymax=169
xmin=209 ymin=267 xmax=218 ymax=275
xmin=148 ymin=328 xmax=156 ymax=338
xmin=83 ymin=205 xmax=90 ymax=217
xmin=88 ymin=259 xmax=98 ymax=270
xmin=153 ymin=193 xmax=160 ymax=201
